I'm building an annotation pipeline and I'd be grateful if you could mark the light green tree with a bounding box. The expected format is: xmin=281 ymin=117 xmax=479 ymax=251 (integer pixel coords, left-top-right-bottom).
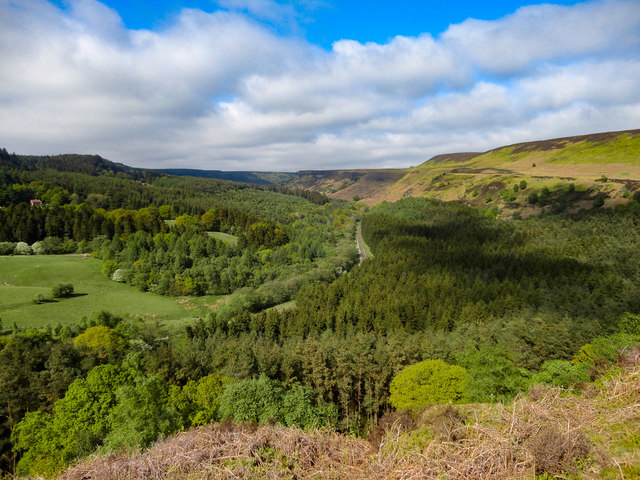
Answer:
xmin=12 ymin=364 xmax=134 ymax=477
xmin=389 ymin=359 xmax=466 ymax=409
xmin=73 ymin=326 xmax=127 ymax=358
xmin=105 ymin=376 xmax=181 ymax=450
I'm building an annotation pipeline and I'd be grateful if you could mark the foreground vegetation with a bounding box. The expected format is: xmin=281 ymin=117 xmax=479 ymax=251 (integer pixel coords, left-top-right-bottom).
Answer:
xmin=47 ymin=362 xmax=640 ymax=479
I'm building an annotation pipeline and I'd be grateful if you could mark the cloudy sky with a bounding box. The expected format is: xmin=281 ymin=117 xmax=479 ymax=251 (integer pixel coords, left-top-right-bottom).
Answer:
xmin=1 ymin=0 xmax=639 ymax=171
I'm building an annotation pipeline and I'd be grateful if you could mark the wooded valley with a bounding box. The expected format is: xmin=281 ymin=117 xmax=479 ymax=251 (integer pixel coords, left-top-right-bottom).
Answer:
xmin=0 ymin=147 xmax=639 ymax=478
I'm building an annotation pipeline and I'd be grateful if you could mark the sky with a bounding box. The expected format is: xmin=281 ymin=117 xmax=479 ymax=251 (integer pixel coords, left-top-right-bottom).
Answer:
xmin=1 ymin=0 xmax=639 ymax=171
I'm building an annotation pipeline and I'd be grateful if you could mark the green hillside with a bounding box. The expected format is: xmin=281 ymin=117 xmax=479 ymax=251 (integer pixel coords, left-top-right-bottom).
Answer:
xmin=286 ymin=129 xmax=640 ymax=213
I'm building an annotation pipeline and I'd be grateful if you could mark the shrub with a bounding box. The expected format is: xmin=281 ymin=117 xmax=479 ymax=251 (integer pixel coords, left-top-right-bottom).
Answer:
xmin=101 ymin=260 xmax=118 ymax=278
xmin=32 ymin=294 xmax=46 ymax=304
xmin=112 ymin=268 xmax=129 ymax=283
xmin=593 ymin=194 xmax=606 ymax=208
xmin=0 ymin=242 xmax=16 ymax=255
xmin=519 ymin=180 xmax=527 ymax=190
xmin=457 ymin=346 xmax=531 ymax=402
xmin=14 ymin=242 xmax=32 ymax=255
xmin=52 ymin=283 xmax=74 ymax=298
xmin=389 ymin=359 xmax=466 ymax=409
xmin=618 ymin=312 xmax=640 ymax=335
xmin=31 ymin=241 xmax=46 ymax=255
xmin=533 ymin=360 xmax=588 ymax=388
xmin=528 ymin=192 xmax=539 ymax=204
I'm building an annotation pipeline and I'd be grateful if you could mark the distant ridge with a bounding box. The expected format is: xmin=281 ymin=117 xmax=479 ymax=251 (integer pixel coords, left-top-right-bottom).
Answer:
xmin=157 ymin=168 xmax=294 ymax=185
xmin=487 ymin=128 xmax=640 ymax=155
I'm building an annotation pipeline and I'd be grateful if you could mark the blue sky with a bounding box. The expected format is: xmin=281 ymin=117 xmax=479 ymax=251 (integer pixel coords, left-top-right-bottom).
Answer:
xmin=1 ymin=0 xmax=639 ymax=171
xmin=49 ymin=0 xmax=586 ymax=46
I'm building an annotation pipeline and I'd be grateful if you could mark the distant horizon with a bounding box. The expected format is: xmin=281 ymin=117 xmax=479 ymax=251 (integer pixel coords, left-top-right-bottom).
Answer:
xmin=8 ymin=126 xmax=637 ymax=174
xmin=1 ymin=0 xmax=639 ymax=171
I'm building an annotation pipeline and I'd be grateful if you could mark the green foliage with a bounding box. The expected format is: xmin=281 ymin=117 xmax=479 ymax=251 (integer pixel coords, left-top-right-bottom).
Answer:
xmin=173 ymin=373 xmax=231 ymax=427
xmin=218 ymin=375 xmax=284 ymax=423
xmin=0 ymin=242 xmax=15 ymax=255
xmin=519 ymin=180 xmax=527 ymax=190
xmin=389 ymin=359 xmax=466 ymax=409
xmin=14 ymin=242 xmax=32 ymax=255
xmin=101 ymin=260 xmax=118 ymax=278
xmin=105 ymin=376 xmax=181 ymax=450
xmin=500 ymin=189 xmax=516 ymax=202
xmin=33 ymin=293 xmax=46 ymax=304
xmin=457 ymin=347 xmax=531 ymax=402
xmin=12 ymin=364 xmax=134 ymax=477
xmin=282 ymin=383 xmax=336 ymax=429
xmin=0 ymin=255 xmax=198 ymax=328
xmin=618 ymin=313 xmax=640 ymax=335
xmin=73 ymin=326 xmax=127 ymax=358
xmin=52 ymin=283 xmax=74 ymax=298
xmin=593 ymin=194 xmax=606 ymax=208
xmin=528 ymin=191 xmax=539 ymax=204
xmin=533 ymin=360 xmax=588 ymax=388
xmin=572 ymin=334 xmax=640 ymax=367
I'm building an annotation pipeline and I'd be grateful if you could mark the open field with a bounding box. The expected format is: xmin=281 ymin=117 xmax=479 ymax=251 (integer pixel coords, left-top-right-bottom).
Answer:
xmin=0 ymin=255 xmax=211 ymax=328
xmin=207 ymin=231 xmax=238 ymax=246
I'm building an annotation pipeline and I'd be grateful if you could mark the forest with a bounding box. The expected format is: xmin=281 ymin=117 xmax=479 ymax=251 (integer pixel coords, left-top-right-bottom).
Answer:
xmin=0 ymin=150 xmax=639 ymax=478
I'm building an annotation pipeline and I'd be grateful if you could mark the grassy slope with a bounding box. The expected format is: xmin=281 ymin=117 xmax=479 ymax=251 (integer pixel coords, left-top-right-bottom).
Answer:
xmin=57 ymin=364 xmax=640 ymax=480
xmin=0 ymin=255 xmax=213 ymax=328
xmin=207 ymin=231 xmax=239 ymax=246
xmin=287 ymin=129 xmax=640 ymax=209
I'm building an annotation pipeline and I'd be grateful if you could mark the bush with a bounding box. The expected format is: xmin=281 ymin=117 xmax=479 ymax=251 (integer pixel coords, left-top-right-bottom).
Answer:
xmin=101 ymin=260 xmax=118 ymax=278
xmin=14 ymin=242 xmax=32 ymax=255
xmin=52 ymin=283 xmax=74 ymax=298
xmin=389 ymin=359 xmax=466 ymax=409
xmin=519 ymin=180 xmax=527 ymax=190
xmin=32 ymin=294 xmax=46 ymax=304
xmin=457 ymin=346 xmax=531 ymax=402
xmin=218 ymin=375 xmax=284 ymax=423
xmin=31 ymin=241 xmax=46 ymax=255
xmin=533 ymin=360 xmax=588 ymax=388
xmin=112 ymin=268 xmax=130 ymax=283
xmin=0 ymin=242 xmax=16 ymax=255
xmin=528 ymin=192 xmax=539 ymax=204
xmin=593 ymin=194 xmax=606 ymax=208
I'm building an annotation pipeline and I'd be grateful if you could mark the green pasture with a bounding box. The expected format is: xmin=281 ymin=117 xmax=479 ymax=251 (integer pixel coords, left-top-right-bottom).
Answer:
xmin=0 ymin=255 xmax=205 ymax=328
xmin=207 ymin=231 xmax=238 ymax=246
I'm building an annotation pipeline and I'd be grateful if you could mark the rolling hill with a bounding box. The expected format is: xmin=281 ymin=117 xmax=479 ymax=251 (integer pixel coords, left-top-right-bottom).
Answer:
xmin=285 ymin=129 xmax=640 ymax=215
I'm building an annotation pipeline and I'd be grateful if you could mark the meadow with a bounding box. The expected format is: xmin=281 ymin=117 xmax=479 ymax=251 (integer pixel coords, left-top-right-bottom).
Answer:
xmin=0 ymin=255 xmax=207 ymax=328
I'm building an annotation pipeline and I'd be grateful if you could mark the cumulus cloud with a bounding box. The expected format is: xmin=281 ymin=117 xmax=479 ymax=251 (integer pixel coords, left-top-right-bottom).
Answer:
xmin=0 ymin=0 xmax=639 ymax=171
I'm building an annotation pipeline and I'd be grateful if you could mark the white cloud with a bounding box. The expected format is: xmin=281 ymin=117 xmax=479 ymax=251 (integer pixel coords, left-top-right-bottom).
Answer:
xmin=442 ymin=0 xmax=640 ymax=73
xmin=0 ymin=0 xmax=639 ymax=171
